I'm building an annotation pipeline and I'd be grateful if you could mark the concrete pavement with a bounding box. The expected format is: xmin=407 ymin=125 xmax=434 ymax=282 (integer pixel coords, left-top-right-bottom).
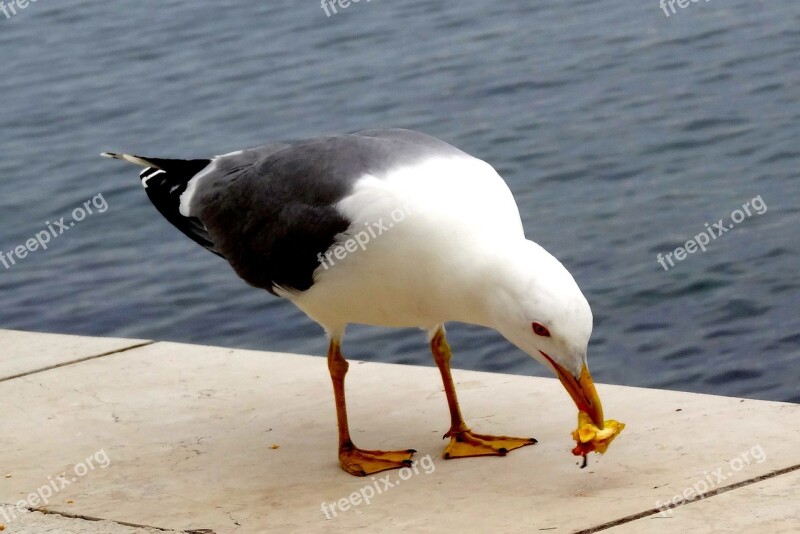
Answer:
xmin=1 ymin=329 xmax=798 ymax=533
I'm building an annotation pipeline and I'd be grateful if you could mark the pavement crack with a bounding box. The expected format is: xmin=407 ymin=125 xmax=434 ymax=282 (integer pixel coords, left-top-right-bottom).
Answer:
xmin=1 ymin=503 xmax=176 ymax=532
xmin=573 ymin=463 xmax=800 ymax=533
xmin=0 ymin=341 xmax=156 ymax=383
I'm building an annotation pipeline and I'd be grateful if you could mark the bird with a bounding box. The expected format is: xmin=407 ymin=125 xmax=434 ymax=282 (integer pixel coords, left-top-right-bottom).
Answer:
xmin=102 ymin=128 xmax=603 ymax=477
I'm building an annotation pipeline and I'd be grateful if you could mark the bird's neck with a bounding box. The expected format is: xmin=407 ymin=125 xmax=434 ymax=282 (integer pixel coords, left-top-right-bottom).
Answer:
xmin=439 ymin=238 xmax=539 ymax=329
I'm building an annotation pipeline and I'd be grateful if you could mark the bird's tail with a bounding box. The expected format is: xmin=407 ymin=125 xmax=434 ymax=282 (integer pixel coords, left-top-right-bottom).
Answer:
xmin=101 ymin=152 xmax=210 ymax=187
xmin=101 ymin=152 xmax=220 ymax=256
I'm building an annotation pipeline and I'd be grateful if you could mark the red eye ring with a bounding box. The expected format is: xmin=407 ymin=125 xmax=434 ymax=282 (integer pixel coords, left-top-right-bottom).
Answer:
xmin=531 ymin=322 xmax=551 ymax=337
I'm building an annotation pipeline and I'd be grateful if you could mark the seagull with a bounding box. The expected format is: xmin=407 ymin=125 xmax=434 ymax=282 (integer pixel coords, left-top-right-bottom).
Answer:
xmin=102 ymin=128 xmax=603 ymax=477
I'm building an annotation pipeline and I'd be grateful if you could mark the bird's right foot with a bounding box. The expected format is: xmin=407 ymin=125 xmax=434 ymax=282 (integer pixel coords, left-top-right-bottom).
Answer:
xmin=338 ymin=445 xmax=417 ymax=476
xmin=442 ymin=428 xmax=537 ymax=459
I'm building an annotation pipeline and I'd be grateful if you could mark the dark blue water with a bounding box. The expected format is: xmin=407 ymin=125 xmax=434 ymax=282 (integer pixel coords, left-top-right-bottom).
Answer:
xmin=1 ymin=1 xmax=798 ymax=402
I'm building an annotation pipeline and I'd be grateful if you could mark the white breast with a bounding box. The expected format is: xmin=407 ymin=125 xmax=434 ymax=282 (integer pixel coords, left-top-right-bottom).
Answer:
xmin=284 ymin=154 xmax=524 ymax=334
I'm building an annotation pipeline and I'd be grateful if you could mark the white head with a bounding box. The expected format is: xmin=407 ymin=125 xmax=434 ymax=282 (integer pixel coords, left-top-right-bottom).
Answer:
xmin=485 ymin=239 xmax=603 ymax=425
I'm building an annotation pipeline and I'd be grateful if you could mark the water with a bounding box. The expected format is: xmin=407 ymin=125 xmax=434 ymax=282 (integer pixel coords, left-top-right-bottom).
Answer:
xmin=0 ymin=0 xmax=798 ymax=403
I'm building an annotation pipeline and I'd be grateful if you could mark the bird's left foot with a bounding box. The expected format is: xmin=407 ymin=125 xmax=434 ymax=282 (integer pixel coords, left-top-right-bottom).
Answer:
xmin=443 ymin=429 xmax=537 ymax=459
xmin=339 ymin=445 xmax=417 ymax=476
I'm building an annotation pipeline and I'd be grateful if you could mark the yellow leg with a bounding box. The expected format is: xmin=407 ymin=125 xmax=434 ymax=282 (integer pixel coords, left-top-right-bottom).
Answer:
xmin=327 ymin=339 xmax=415 ymax=476
xmin=431 ymin=328 xmax=537 ymax=459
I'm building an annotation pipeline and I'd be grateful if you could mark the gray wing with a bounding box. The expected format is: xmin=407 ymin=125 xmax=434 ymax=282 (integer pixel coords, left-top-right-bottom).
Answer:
xmin=190 ymin=129 xmax=465 ymax=294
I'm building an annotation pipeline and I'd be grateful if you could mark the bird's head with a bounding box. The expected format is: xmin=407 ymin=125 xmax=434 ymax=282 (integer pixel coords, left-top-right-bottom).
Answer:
xmin=487 ymin=239 xmax=603 ymax=426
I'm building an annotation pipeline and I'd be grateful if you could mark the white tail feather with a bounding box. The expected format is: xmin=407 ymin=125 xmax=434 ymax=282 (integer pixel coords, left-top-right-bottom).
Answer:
xmin=100 ymin=152 xmax=161 ymax=169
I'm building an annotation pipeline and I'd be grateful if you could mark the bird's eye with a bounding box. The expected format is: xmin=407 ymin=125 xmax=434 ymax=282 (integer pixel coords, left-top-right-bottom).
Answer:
xmin=531 ymin=322 xmax=551 ymax=337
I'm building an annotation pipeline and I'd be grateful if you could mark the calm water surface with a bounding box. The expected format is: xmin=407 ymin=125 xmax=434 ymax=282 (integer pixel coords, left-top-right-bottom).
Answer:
xmin=0 ymin=0 xmax=798 ymax=402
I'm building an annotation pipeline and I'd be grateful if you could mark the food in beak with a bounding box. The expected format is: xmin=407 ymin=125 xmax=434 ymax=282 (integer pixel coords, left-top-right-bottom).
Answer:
xmin=571 ymin=411 xmax=625 ymax=467
xmin=538 ymin=352 xmax=624 ymax=465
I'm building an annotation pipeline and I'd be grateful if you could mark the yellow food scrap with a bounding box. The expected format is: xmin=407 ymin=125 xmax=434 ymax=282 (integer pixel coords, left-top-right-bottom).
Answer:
xmin=571 ymin=411 xmax=625 ymax=456
xmin=270 ymin=444 xmax=280 ymax=450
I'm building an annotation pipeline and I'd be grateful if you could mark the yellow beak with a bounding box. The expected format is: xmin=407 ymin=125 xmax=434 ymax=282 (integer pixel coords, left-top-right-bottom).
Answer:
xmin=540 ymin=352 xmax=604 ymax=428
